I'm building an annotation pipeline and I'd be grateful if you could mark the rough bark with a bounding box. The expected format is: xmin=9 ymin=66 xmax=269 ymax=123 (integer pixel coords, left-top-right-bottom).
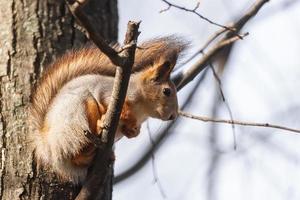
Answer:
xmin=0 ymin=0 xmax=118 ymax=199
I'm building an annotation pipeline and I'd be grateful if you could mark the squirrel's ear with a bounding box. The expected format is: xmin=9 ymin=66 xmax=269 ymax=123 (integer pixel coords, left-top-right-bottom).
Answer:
xmin=150 ymin=60 xmax=175 ymax=82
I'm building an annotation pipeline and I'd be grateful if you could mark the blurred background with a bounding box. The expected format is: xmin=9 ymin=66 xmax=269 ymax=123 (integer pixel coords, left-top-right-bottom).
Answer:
xmin=113 ymin=0 xmax=300 ymax=199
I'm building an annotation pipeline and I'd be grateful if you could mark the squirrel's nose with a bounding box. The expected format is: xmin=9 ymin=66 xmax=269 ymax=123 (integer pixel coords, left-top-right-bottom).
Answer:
xmin=168 ymin=115 xmax=174 ymax=120
xmin=168 ymin=112 xmax=178 ymax=120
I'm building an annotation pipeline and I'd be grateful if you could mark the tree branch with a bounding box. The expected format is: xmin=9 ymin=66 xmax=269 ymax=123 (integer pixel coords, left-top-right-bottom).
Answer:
xmin=229 ymin=0 xmax=270 ymax=34
xmin=65 ymin=0 xmax=122 ymax=66
xmin=209 ymin=63 xmax=237 ymax=149
xmin=173 ymin=32 xmax=248 ymax=90
xmin=177 ymin=28 xmax=228 ymax=69
xmin=146 ymin=122 xmax=167 ymax=198
xmin=65 ymin=1 xmax=141 ymax=199
xmin=173 ymin=0 xmax=269 ymax=90
xmin=160 ymin=0 xmax=239 ymax=35
xmin=75 ymin=21 xmax=140 ymax=200
xmin=179 ymin=110 xmax=300 ymax=134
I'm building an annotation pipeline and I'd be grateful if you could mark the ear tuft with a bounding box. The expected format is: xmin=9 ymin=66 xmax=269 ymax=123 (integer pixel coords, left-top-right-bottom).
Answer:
xmin=153 ymin=60 xmax=172 ymax=81
xmin=133 ymin=35 xmax=190 ymax=72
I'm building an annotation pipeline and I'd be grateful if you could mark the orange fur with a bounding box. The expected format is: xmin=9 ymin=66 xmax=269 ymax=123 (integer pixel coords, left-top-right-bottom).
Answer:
xmin=120 ymin=100 xmax=139 ymax=138
xmin=71 ymin=97 xmax=107 ymax=167
xmin=72 ymin=99 xmax=139 ymax=167
xmin=41 ymin=122 xmax=49 ymax=134
xmin=84 ymin=97 xmax=106 ymax=134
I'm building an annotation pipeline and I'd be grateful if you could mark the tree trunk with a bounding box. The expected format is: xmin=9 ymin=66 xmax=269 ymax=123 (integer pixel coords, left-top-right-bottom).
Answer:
xmin=0 ymin=0 xmax=118 ymax=199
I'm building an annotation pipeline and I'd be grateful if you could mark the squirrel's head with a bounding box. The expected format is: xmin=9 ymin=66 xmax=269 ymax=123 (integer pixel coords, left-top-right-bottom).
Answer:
xmin=136 ymin=56 xmax=179 ymax=121
xmin=132 ymin=35 xmax=189 ymax=121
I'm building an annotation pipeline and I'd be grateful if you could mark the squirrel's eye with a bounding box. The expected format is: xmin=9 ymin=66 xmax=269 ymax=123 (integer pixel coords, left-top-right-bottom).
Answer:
xmin=163 ymin=88 xmax=171 ymax=97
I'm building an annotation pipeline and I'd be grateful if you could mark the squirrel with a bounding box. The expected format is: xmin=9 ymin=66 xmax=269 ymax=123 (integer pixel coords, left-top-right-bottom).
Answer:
xmin=29 ymin=36 xmax=188 ymax=183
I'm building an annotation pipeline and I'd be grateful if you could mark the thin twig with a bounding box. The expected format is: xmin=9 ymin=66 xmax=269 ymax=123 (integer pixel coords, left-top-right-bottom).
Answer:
xmin=200 ymin=29 xmax=228 ymax=54
xmin=225 ymin=0 xmax=270 ymax=38
xmin=146 ymin=122 xmax=167 ymax=199
xmin=209 ymin=63 xmax=224 ymax=100
xmin=174 ymin=0 xmax=269 ymax=89
xmin=160 ymin=0 xmax=239 ymax=35
xmin=174 ymin=32 xmax=249 ymax=90
xmin=209 ymin=63 xmax=237 ymax=150
xmin=160 ymin=0 xmax=246 ymax=41
xmin=179 ymin=110 xmax=300 ymax=134
xmin=174 ymin=28 xmax=228 ymax=72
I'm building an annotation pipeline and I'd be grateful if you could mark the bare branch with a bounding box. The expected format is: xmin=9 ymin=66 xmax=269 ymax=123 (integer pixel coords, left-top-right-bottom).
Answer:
xmin=146 ymin=122 xmax=167 ymax=199
xmin=209 ymin=63 xmax=237 ymax=149
xmin=175 ymin=28 xmax=228 ymax=71
xmin=160 ymin=0 xmax=239 ymax=35
xmin=159 ymin=4 xmax=171 ymax=13
xmin=174 ymin=32 xmax=248 ymax=90
xmin=65 ymin=1 xmax=141 ymax=198
xmin=175 ymin=0 xmax=263 ymax=70
xmin=229 ymin=0 xmax=270 ymax=35
xmin=209 ymin=64 xmax=224 ymax=100
xmin=74 ymin=21 xmax=140 ymax=200
xmin=179 ymin=110 xmax=300 ymax=135
xmin=173 ymin=0 xmax=269 ymax=90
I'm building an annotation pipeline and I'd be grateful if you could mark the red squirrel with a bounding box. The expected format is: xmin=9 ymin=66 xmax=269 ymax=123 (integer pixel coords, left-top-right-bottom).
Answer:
xmin=29 ymin=36 xmax=188 ymax=183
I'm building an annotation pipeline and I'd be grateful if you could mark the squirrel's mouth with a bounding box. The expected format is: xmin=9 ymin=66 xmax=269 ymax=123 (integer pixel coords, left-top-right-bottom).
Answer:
xmin=157 ymin=110 xmax=177 ymax=121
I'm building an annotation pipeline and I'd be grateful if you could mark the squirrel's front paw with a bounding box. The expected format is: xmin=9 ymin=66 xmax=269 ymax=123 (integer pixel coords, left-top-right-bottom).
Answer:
xmin=96 ymin=114 xmax=106 ymax=135
xmin=121 ymin=124 xmax=141 ymax=138
xmin=96 ymin=119 xmax=104 ymax=134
